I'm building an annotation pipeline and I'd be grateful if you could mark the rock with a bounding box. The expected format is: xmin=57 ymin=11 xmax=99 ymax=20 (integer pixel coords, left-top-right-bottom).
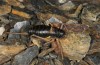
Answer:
xmin=12 ymin=46 xmax=39 ymax=65
xmin=88 ymin=41 xmax=100 ymax=54
xmin=90 ymin=24 xmax=100 ymax=42
xmin=36 ymin=12 xmax=69 ymax=23
xmin=30 ymin=59 xmax=38 ymax=65
xmin=66 ymin=19 xmax=78 ymax=24
xmin=60 ymin=32 xmax=91 ymax=61
xmin=5 ymin=0 xmax=25 ymax=8
xmin=86 ymin=53 xmax=100 ymax=65
xmin=3 ymin=61 xmax=11 ymax=65
xmin=42 ymin=53 xmax=57 ymax=60
xmin=59 ymin=1 xmax=75 ymax=11
xmin=31 ymin=37 xmax=41 ymax=47
xmin=54 ymin=59 xmax=63 ymax=65
xmin=46 ymin=17 xmax=62 ymax=25
xmin=53 ymin=24 xmax=91 ymax=62
xmin=0 ymin=26 xmax=5 ymax=36
xmin=0 ymin=44 xmax=26 ymax=64
xmin=0 ymin=5 xmax=11 ymax=16
xmin=38 ymin=48 xmax=54 ymax=58
xmin=0 ymin=16 xmax=10 ymax=25
xmin=58 ymin=0 xmax=66 ymax=4
xmin=81 ymin=5 xmax=100 ymax=27
xmin=8 ymin=21 xmax=30 ymax=40
xmin=45 ymin=0 xmax=66 ymax=6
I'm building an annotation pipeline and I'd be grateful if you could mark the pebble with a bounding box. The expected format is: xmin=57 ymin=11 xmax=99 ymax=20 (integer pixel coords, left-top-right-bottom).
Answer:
xmin=12 ymin=46 xmax=39 ymax=65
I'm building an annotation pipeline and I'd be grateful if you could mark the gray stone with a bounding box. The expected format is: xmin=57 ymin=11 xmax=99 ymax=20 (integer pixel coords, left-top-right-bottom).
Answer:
xmin=12 ymin=46 xmax=39 ymax=65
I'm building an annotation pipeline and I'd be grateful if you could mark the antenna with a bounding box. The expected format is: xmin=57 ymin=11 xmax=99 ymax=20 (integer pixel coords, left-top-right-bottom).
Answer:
xmin=5 ymin=32 xmax=28 ymax=35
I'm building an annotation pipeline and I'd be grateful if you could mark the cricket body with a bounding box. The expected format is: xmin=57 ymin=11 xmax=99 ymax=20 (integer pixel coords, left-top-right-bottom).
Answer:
xmin=27 ymin=25 xmax=65 ymax=38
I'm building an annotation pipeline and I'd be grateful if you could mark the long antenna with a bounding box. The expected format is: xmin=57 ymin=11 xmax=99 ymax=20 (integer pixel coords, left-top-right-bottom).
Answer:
xmin=5 ymin=32 xmax=28 ymax=35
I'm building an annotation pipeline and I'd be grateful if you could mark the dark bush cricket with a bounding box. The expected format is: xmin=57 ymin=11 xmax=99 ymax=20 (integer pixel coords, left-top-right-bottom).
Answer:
xmin=5 ymin=25 xmax=65 ymax=38
xmin=27 ymin=25 xmax=65 ymax=38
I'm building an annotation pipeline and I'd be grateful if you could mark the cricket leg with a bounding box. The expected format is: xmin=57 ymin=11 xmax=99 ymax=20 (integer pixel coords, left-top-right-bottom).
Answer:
xmin=56 ymin=39 xmax=64 ymax=60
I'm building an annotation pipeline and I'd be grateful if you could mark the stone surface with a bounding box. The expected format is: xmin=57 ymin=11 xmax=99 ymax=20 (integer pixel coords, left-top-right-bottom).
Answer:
xmin=60 ymin=32 xmax=91 ymax=61
xmin=0 ymin=44 xmax=26 ymax=64
xmin=12 ymin=46 xmax=39 ymax=65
